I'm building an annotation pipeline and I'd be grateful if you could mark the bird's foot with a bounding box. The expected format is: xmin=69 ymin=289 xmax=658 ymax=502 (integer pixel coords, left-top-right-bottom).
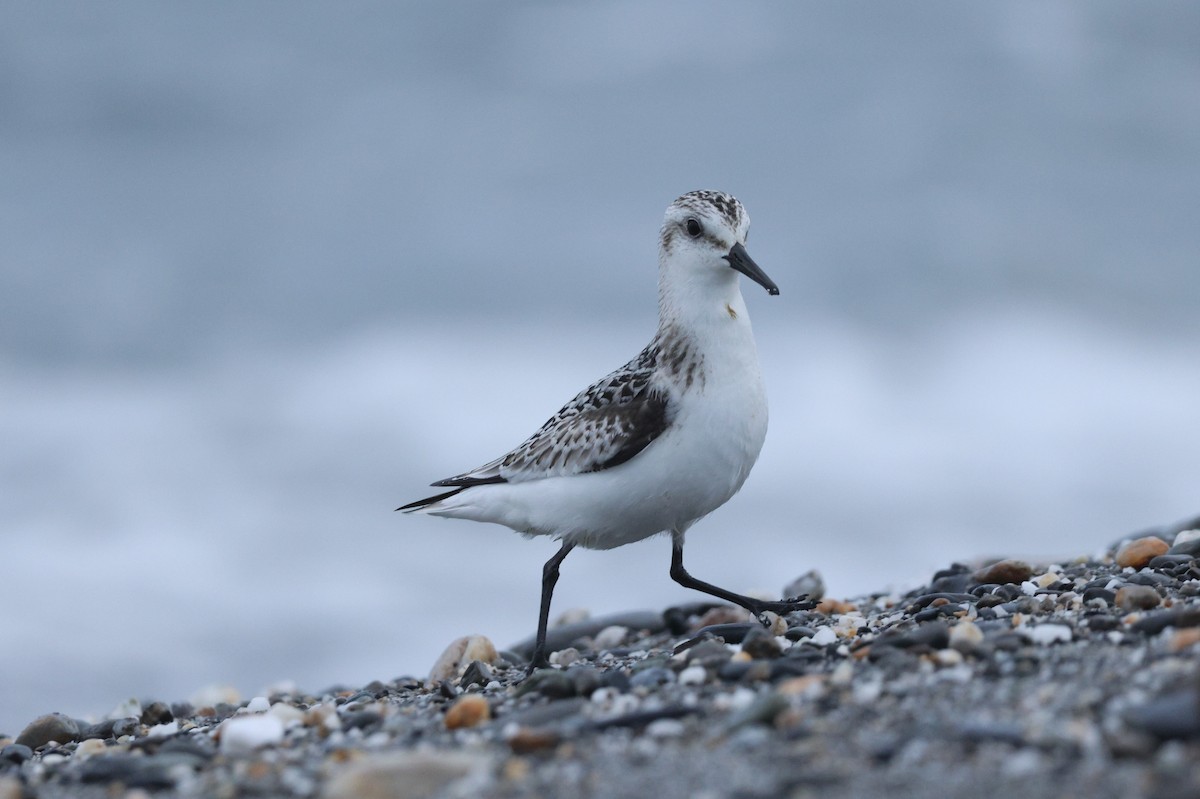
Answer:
xmin=749 ymin=595 xmax=815 ymax=624
xmin=525 ymin=652 xmax=550 ymax=677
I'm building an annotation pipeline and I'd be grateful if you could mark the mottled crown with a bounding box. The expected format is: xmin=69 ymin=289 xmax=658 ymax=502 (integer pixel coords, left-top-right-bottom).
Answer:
xmin=660 ymin=190 xmax=749 ymax=255
xmin=671 ymin=190 xmax=747 ymax=232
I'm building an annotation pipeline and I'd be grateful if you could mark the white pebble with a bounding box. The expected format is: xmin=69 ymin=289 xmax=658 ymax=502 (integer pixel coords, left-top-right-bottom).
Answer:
xmin=829 ymin=661 xmax=854 ymax=687
xmin=267 ymin=703 xmax=305 ymax=727
xmin=677 ymin=665 xmax=707 ymax=686
xmin=1174 ymin=529 xmax=1200 ymax=546
xmin=219 ymin=714 xmax=285 ymax=754
xmin=191 ymin=684 xmax=241 ymax=708
xmin=807 ymin=627 xmax=837 ymax=646
xmin=243 ymin=696 xmax=271 ymax=714
xmin=949 ymin=621 xmax=984 ymax=653
xmin=146 ymin=721 xmax=179 ymax=739
xmin=73 ymin=739 xmax=107 ymax=759
xmin=852 ymin=677 xmax=883 ymax=704
xmin=645 ymin=718 xmax=686 ymax=738
xmin=107 ymin=697 xmax=141 ymax=721
xmin=933 ymin=648 xmax=964 ymax=667
xmin=1021 ymin=624 xmax=1073 ymax=645
xmin=592 ymin=625 xmax=629 ymax=649
xmin=1020 ymin=581 xmax=1038 ymax=596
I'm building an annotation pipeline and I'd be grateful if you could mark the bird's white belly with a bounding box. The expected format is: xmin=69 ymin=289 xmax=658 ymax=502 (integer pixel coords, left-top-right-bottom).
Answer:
xmin=438 ymin=370 xmax=769 ymax=550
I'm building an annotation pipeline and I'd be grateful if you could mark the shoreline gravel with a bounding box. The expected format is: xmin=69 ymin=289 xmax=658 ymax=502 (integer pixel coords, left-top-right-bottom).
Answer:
xmin=3 ymin=515 xmax=1199 ymax=799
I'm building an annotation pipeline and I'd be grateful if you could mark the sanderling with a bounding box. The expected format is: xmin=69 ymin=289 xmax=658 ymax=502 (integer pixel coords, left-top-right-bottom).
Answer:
xmin=400 ymin=190 xmax=809 ymax=670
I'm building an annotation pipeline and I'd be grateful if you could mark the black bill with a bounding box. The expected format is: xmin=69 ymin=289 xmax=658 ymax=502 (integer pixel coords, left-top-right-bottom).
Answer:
xmin=724 ymin=242 xmax=779 ymax=296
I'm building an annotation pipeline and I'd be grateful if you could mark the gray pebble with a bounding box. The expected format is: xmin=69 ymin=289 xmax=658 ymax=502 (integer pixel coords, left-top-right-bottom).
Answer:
xmin=458 ymin=660 xmax=493 ymax=688
xmin=15 ymin=713 xmax=82 ymax=749
xmin=1 ymin=744 xmax=33 ymax=764
xmin=630 ymin=667 xmax=675 ymax=689
xmin=741 ymin=626 xmax=783 ymax=659
xmin=782 ymin=569 xmax=825 ymax=601
xmin=516 ymin=668 xmax=576 ymax=699
xmin=1125 ymin=689 xmax=1200 ymax=739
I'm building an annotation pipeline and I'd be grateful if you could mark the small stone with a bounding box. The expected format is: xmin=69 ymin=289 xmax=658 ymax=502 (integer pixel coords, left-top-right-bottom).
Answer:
xmin=73 ymin=738 xmax=108 ymax=758
xmin=972 ymin=559 xmax=1033 ymax=585
xmin=1020 ymin=624 xmax=1072 ymax=645
xmin=218 ymin=714 xmax=285 ymax=754
xmin=322 ymin=751 xmax=488 ymax=799
xmin=807 ymin=627 xmax=838 ymax=647
xmin=1169 ymin=628 xmax=1200 ymax=653
xmin=1124 ymin=689 xmax=1200 ymax=740
xmin=428 ymin=635 xmax=498 ymax=685
xmin=190 ymin=685 xmax=241 ymax=709
xmin=146 ymin=721 xmax=180 ymax=739
xmin=243 ymin=696 xmax=271 ymax=714
xmin=630 ymin=667 xmax=675 ymax=689
xmin=815 ymin=598 xmax=857 ymax=615
xmin=646 ymin=718 xmax=686 ymax=738
xmin=777 ymin=674 xmax=826 ymax=699
xmin=515 ymin=669 xmax=576 ymax=699
xmin=507 ymin=727 xmax=560 ymax=754
xmin=1115 ymin=536 xmax=1170 ymax=568
xmin=444 ymin=695 xmax=490 ymax=730
xmin=948 ymin=621 xmax=984 ymax=653
xmin=553 ymin=607 xmax=590 ymax=626
xmin=724 ymin=690 xmax=788 ymax=731
xmin=1 ymin=744 xmax=33 ymax=764
xmin=932 ymin=648 xmax=963 ymax=667
xmin=566 ymin=665 xmax=603 ymax=697
xmin=695 ymin=606 xmax=751 ymax=628
xmin=1170 ymin=528 xmax=1200 ymax=554
xmin=740 ymin=627 xmax=783 ymax=659
xmin=107 ymin=698 xmax=142 ymax=721
xmin=459 ymin=660 xmax=494 ymax=688
xmin=1115 ymin=584 xmax=1161 ymax=611
xmin=684 ymin=639 xmax=734 ymax=668
xmin=140 ymin=702 xmax=173 ymax=726
xmin=0 ymin=776 xmax=20 ymax=799
xmin=548 ymin=647 xmax=582 ymax=667
xmin=267 ymin=703 xmax=305 ymax=727
xmin=695 ymin=622 xmax=754 ymax=644
xmin=592 ymin=625 xmax=629 ymax=650
xmin=15 ymin=713 xmax=82 ymax=749
xmin=677 ymin=665 xmax=707 ymax=686
xmin=782 ymin=570 xmax=825 ymax=602
xmin=305 ymin=703 xmax=342 ymax=733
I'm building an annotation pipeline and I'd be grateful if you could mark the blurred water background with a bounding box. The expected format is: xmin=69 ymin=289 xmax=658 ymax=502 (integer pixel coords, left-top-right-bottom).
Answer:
xmin=2 ymin=1 xmax=1198 ymax=733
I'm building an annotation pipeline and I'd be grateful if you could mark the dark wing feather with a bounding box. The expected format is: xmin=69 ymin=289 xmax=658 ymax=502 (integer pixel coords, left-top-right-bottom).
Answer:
xmin=429 ymin=348 xmax=671 ymax=486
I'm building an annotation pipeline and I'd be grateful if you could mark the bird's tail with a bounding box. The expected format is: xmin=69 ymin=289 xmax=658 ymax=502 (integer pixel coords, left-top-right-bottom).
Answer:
xmin=395 ymin=487 xmax=466 ymax=513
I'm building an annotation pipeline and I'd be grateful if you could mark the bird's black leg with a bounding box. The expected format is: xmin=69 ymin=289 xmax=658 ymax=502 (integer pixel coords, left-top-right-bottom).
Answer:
xmin=669 ymin=539 xmax=813 ymax=623
xmin=528 ymin=541 xmax=574 ymax=674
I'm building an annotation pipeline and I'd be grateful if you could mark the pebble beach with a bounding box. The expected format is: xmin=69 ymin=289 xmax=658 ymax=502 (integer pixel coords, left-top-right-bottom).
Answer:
xmin=4 ymin=516 xmax=1200 ymax=799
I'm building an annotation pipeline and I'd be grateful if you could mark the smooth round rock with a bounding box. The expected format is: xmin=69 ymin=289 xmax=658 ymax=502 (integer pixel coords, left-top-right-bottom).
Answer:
xmin=740 ymin=627 xmax=783 ymax=660
xmin=444 ymin=695 xmax=490 ymax=730
xmin=428 ymin=635 xmax=497 ymax=685
xmin=782 ymin=570 xmax=825 ymax=602
xmin=972 ymin=559 xmax=1033 ymax=585
xmin=15 ymin=713 xmax=82 ymax=749
xmin=1115 ymin=536 xmax=1170 ymax=569
xmin=323 ymin=751 xmax=488 ymax=799
xmin=0 ymin=744 xmax=33 ymax=764
xmin=1115 ymin=584 xmax=1161 ymax=611
xmin=217 ymin=714 xmax=284 ymax=754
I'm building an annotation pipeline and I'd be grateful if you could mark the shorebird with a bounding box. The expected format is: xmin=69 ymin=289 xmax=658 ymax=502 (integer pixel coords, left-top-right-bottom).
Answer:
xmin=400 ymin=190 xmax=807 ymax=670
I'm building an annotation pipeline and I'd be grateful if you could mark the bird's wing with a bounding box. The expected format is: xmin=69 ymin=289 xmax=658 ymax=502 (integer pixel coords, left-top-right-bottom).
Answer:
xmin=432 ymin=352 xmax=671 ymax=486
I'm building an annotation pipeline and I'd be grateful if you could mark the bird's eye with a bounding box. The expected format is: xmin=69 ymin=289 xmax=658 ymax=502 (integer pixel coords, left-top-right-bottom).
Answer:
xmin=685 ymin=218 xmax=703 ymax=238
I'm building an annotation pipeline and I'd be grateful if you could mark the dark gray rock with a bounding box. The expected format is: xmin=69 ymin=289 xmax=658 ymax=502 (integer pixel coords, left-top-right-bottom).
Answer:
xmin=1125 ymin=689 xmax=1200 ymax=739
xmin=1 ymin=743 xmax=33 ymax=764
